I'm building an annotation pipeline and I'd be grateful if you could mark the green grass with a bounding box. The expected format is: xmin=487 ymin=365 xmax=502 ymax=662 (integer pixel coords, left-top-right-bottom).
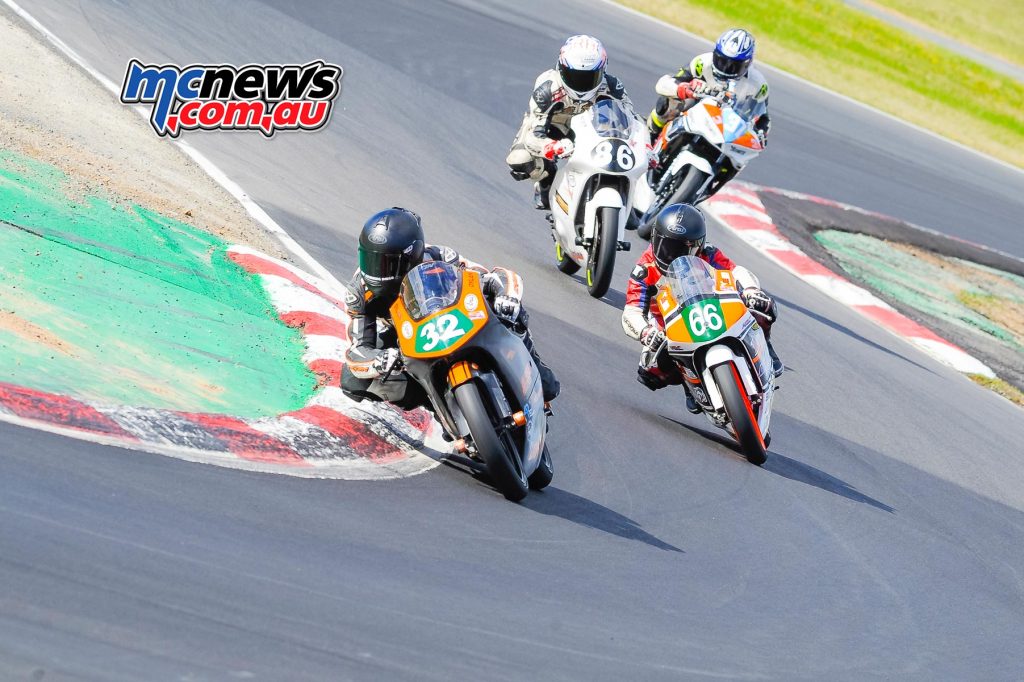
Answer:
xmin=969 ymin=374 xmax=1024 ymax=407
xmin=616 ymin=0 xmax=1024 ymax=167
xmin=870 ymin=0 xmax=1023 ymax=67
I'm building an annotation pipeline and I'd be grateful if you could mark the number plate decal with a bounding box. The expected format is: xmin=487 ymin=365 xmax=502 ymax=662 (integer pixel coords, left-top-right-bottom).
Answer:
xmin=682 ymin=299 xmax=727 ymax=342
xmin=414 ymin=310 xmax=474 ymax=353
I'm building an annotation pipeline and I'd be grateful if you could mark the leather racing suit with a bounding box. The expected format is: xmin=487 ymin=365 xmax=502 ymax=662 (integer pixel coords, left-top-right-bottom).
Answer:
xmin=341 ymin=245 xmax=560 ymax=409
xmin=621 ymin=243 xmax=780 ymax=387
xmin=647 ymin=52 xmax=771 ymax=196
xmin=506 ymin=68 xmax=634 ymax=200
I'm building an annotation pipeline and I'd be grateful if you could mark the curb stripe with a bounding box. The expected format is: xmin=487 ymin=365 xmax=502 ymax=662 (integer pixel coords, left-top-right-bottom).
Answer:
xmin=279 ymin=311 xmax=348 ymax=338
xmin=0 ymin=383 xmax=137 ymax=438
xmin=286 ymin=405 xmax=407 ymax=464
xmin=227 ymin=250 xmax=346 ymax=310
xmin=181 ymin=413 xmax=308 ymax=466
xmin=705 ymin=183 xmax=996 ymax=378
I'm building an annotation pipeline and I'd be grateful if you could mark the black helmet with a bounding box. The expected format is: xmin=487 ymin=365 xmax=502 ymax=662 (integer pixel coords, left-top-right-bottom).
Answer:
xmin=651 ymin=203 xmax=706 ymax=273
xmin=358 ymin=207 xmax=425 ymax=298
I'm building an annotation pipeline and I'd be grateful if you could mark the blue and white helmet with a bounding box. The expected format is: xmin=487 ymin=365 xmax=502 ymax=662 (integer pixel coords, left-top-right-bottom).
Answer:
xmin=558 ymin=35 xmax=607 ymax=101
xmin=713 ymin=28 xmax=755 ymax=80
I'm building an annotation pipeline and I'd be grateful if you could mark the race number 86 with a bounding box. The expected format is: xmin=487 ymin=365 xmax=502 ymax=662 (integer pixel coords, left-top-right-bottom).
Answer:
xmin=591 ymin=139 xmax=635 ymax=171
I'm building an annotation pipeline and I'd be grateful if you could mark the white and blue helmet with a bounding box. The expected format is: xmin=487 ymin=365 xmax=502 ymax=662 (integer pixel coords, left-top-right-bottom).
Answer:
xmin=558 ymin=35 xmax=607 ymax=101
xmin=713 ymin=28 xmax=755 ymax=80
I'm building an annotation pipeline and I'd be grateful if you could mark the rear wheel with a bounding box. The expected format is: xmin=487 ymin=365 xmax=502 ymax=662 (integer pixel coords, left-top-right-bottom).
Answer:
xmin=586 ymin=206 xmax=618 ymax=298
xmin=527 ymin=445 xmax=553 ymax=490
xmin=455 ymin=381 xmax=528 ymax=501
xmin=555 ymin=242 xmax=580 ymax=275
xmin=637 ymin=165 xmax=710 ymax=240
xmin=712 ymin=362 xmax=767 ymax=465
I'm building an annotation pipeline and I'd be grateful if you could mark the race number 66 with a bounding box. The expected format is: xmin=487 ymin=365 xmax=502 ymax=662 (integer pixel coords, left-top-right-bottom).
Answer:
xmin=688 ymin=303 xmax=724 ymax=336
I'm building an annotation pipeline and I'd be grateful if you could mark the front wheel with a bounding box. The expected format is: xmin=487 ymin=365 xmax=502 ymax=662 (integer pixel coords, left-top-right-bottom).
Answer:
xmin=555 ymin=242 xmax=580 ymax=275
xmin=586 ymin=206 xmax=619 ymax=298
xmin=455 ymin=381 xmax=528 ymax=501
xmin=527 ymin=445 xmax=553 ymax=490
xmin=711 ymin=362 xmax=767 ymax=465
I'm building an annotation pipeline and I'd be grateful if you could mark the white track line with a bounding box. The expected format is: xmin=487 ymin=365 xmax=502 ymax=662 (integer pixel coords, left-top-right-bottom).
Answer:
xmin=0 ymin=0 xmax=348 ymax=294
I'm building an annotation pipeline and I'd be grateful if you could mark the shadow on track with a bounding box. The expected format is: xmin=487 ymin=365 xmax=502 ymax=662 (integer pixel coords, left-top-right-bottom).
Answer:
xmin=522 ymin=486 xmax=684 ymax=553
xmin=443 ymin=456 xmax=683 ymax=553
xmin=568 ymin=275 xmax=627 ymax=309
xmin=664 ymin=418 xmax=896 ymax=514
xmin=777 ymin=295 xmax=935 ymax=376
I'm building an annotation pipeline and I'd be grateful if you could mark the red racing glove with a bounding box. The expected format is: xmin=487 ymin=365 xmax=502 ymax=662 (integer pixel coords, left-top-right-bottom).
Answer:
xmin=542 ymin=139 xmax=575 ymax=160
xmin=676 ymin=78 xmax=704 ymax=100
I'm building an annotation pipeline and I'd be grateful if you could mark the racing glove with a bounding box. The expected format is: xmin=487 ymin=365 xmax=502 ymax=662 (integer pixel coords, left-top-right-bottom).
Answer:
xmin=640 ymin=324 xmax=666 ymax=349
xmin=492 ymin=295 xmax=522 ymax=325
xmin=542 ymin=139 xmax=575 ymax=161
xmin=372 ymin=348 xmax=403 ymax=378
xmin=676 ymin=78 xmax=703 ymax=100
xmin=742 ymin=287 xmax=776 ymax=322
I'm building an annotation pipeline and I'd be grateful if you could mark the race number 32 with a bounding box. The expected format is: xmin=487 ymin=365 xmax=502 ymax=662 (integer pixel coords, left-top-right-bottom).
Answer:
xmin=417 ymin=312 xmax=468 ymax=352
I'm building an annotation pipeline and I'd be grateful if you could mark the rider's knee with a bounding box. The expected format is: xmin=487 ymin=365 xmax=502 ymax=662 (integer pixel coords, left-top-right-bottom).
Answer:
xmin=506 ymin=146 xmax=542 ymax=181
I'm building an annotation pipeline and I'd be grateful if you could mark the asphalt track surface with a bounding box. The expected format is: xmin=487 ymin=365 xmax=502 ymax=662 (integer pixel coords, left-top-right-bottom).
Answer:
xmin=3 ymin=1 xmax=1024 ymax=679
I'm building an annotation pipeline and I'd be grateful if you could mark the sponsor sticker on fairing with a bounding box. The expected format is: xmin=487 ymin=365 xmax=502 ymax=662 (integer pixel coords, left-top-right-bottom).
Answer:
xmin=120 ymin=60 xmax=343 ymax=138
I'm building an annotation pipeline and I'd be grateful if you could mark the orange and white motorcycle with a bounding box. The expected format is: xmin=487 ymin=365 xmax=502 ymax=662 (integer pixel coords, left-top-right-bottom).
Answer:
xmin=635 ymin=82 xmax=765 ymax=239
xmin=389 ymin=261 xmax=552 ymax=501
xmin=653 ymin=255 xmax=776 ymax=464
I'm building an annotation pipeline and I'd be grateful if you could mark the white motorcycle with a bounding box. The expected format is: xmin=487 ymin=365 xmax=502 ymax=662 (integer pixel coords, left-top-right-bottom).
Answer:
xmin=635 ymin=82 xmax=765 ymax=239
xmin=547 ymin=98 xmax=649 ymax=298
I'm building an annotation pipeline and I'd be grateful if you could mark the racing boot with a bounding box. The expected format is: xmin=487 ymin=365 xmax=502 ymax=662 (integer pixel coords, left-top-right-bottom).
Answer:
xmin=767 ymin=339 xmax=784 ymax=379
xmin=532 ymin=160 xmax=556 ymax=210
xmin=682 ymin=382 xmax=702 ymax=414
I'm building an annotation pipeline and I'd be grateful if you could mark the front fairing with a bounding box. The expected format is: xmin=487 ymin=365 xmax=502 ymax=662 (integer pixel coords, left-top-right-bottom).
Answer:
xmin=402 ymin=317 xmax=546 ymax=477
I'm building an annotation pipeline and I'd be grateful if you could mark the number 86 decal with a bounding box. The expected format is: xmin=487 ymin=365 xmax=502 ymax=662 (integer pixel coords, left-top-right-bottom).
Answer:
xmin=591 ymin=140 xmax=635 ymax=171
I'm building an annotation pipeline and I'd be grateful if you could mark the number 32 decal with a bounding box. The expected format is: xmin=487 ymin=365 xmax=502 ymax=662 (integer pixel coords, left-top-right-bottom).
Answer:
xmin=419 ymin=313 xmax=467 ymax=351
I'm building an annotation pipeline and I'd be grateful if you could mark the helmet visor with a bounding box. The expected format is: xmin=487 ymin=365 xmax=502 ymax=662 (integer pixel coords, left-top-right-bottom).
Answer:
xmin=653 ymin=236 xmax=703 ymax=272
xmin=712 ymin=52 xmax=750 ymax=79
xmin=359 ymin=249 xmax=408 ymax=286
xmin=559 ymin=63 xmax=602 ymax=96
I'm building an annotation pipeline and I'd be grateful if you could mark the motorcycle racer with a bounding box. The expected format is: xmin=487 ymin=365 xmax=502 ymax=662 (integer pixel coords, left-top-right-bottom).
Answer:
xmin=646 ymin=28 xmax=770 ymax=198
xmin=621 ymin=203 xmax=783 ymax=414
xmin=506 ymin=34 xmax=635 ymax=210
xmin=341 ymin=207 xmax=560 ymax=410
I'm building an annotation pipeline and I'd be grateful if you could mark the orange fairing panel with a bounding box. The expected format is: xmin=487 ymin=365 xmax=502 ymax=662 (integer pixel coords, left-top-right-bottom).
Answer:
xmin=391 ymin=270 xmax=490 ymax=359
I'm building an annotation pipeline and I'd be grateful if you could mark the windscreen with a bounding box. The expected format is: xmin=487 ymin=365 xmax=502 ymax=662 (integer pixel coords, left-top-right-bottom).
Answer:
xmin=732 ymin=95 xmax=767 ymax=123
xmin=400 ymin=261 xmax=462 ymax=321
xmin=592 ymin=98 xmax=633 ymax=138
xmin=662 ymin=255 xmax=719 ymax=307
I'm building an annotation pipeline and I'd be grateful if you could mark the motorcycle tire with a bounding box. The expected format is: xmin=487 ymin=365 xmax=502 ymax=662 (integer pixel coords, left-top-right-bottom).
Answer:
xmin=637 ymin=165 xmax=711 ymax=240
xmin=586 ymin=206 xmax=618 ymax=298
xmin=455 ymin=381 xmax=529 ymax=501
xmin=712 ymin=362 xmax=767 ymax=465
xmin=527 ymin=445 xmax=553 ymax=491
xmin=555 ymin=242 xmax=580 ymax=275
